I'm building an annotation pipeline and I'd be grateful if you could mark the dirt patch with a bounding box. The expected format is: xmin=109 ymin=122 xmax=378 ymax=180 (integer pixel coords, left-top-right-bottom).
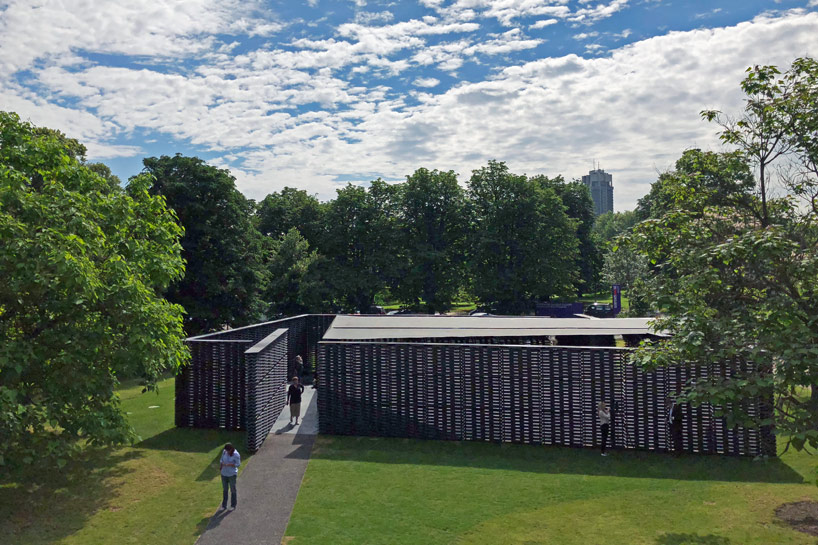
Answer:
xmin=775 ymin=501 xmax=818 ymax=536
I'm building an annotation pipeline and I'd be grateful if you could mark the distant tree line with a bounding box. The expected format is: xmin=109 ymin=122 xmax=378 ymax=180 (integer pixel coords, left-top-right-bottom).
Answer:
xmin=139 ymin=157 xmax=603 ymax=335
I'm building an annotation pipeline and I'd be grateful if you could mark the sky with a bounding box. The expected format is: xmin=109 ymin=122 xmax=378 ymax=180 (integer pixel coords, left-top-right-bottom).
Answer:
xmin=2 ymin=1 xmax=817 ymax=210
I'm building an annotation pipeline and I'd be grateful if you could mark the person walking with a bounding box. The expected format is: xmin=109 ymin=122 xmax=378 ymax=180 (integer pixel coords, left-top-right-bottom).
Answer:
xmin=287 ymin=376 xmax=305 ymax=425
xmin=598 ymin=401 xmax=611 ymax=456
xmin=294 ymin=354 xmax=304 ymax=379
xmin=219 ymin=443 xmax=241 ymax=510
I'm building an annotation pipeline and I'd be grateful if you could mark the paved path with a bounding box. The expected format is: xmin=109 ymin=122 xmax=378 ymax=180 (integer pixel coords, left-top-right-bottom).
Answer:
xmin=196 ymin=385 xmax=318 ymax=545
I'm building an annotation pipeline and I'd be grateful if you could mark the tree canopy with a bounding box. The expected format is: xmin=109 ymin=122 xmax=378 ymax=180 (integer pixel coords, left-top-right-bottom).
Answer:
xmin=468 ymin=161 xmax=578 ymax=314
xmin=0 ymin=112 xmax=189 ymax=465
xmin=141 ymin=155 xmax=269 ymax=335
xmin=322 ymin=180 xmax=401 ymax=312
xmin=394 ymin=168 xmax=468 ymax=312
xmin=256 ymin=187 xmax=325 ymax=250
xmin=628 ymin=57 xmax=818 ymax=451
xmin=534 ymin=176 xmax=601 ymax=295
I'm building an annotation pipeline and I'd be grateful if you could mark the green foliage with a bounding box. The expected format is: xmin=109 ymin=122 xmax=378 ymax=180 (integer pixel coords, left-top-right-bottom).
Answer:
xmin=534 ymin=176 xmax=602 ymax=295
xmin=256 ymin=186 xmax=325 ymax=250
xmin=592 ymin=210 xmax=641 ymax=247
xmin=601 ymin=246 xmax=649 ymax=294
xmin=265 ymin=228 xmax=327 ymax=316
xmin=394 ymin=168 xmax=468 ymax=312
xmin=0 ymin=112 xmax=189 ymax=465
xmin=628 ymin=57 xmax=818 ymax=450
xmin=140 ymin=155 xmax=269 ymax=335
xmin=322 ymin=180 xmax=402 ymax=312
xmin=635 ymin=149 xmax=754 ymax=221
xmin=468 ymin=161 xmax=578 ymax=314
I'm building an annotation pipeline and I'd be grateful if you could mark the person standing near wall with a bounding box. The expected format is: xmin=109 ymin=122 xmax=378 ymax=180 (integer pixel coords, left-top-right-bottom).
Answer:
xmin=219 ymin=443 xmax=240 ymax=510
xmin=668 ymin=399 xmax=685 ymax=455
xmin=598 ymin=401 xmax=611 ymax=456
xmin=287 ymin=376 xmax=305 ymax=425
xmin=294 ymin=354 xmax=304 ymax=379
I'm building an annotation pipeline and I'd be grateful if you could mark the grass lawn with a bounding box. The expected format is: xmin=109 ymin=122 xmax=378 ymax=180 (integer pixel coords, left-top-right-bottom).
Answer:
xmin=285 ymin=436 xmax=818 ymax=545
xmin=0 ymin=377 xmax=247 ymax=545
xmin=577 ymin=290 xmax=631 ymax=313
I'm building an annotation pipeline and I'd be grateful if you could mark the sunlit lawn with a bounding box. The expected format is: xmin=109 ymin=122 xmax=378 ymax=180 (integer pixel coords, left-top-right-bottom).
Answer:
xmin=0 ymin=377 xmax=247 ymax=545
xmin=5 ymin=377 xmax=815 ymax=545
xmin=285 ymin=435 xmax=818 ymax=545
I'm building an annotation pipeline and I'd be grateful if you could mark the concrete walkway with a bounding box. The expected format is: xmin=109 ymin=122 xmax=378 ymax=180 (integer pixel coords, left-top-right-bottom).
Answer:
xmin=196 ymin=385 xmax=318 ymax=545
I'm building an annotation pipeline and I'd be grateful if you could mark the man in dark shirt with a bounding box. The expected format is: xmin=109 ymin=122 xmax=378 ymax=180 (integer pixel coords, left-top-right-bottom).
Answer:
xmin=287 ymin=376 xmax=305 ymax=425
xmin=668 ymin=399 xmax=685 ymax=454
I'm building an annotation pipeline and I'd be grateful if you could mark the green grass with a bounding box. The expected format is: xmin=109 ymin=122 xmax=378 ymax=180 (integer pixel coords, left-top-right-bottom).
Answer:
xmin=576 ymin=290 xmax=631 ymax=313
xmin=0 ymin=377 xmax=247 ymax=545
xmin=285 ymin=436 xmax=818 ymax=545
xmin=380 ymin=301 xmax=478 ymax=313
xmin=6 ymin=380 xmax=817 ymax=545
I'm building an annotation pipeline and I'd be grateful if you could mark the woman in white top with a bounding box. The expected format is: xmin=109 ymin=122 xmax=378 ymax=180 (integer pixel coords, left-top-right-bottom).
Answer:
xmin=598 ymin=401 xmax=611 ymax=456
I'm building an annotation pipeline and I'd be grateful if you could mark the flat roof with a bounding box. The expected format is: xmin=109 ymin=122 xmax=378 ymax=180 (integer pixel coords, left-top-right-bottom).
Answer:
xmin=322 ymin=315 xmax=661 ymax=341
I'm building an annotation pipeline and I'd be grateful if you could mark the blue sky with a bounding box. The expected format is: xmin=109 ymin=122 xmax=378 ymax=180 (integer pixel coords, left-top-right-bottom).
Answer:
xmin=2 ymin=1 xmax=817 ymax=209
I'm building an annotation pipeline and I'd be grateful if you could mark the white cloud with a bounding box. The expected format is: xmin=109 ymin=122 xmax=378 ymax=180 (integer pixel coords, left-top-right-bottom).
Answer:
xmin=424 ymin=0 xmax=628 ymax=26
xmin=5 ymin=6 xmax=818 ymax=211
xmin=574 ymin=31 xmax=600 ymax=40
xmin=568 ymin=0 xmax=630 ymax=23
xmin=694 ymin=8 xmax=723 ymax=19
xmin=808 ymin=0 xmax=818 ymax=6
xmin=0 ymin=0 xmax=282 ymax=77
xmin=84 ymin=142 xmax=144 ymax=159
xmin=414 ymin=77 xmax=441 ymax=87
xmin=354 ymin=11 xmax=395 ymax=25
xmin=530 ymin=19 xmax=559 ymax=29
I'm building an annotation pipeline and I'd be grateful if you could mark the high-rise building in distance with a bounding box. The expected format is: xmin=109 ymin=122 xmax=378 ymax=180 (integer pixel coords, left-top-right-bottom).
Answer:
xmin=581 ymin=169 xmax=613 ymax=215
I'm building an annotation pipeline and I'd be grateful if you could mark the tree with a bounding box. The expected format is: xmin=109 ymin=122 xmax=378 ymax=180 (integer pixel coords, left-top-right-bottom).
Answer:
xmin=635 ymin=149 xmax=754 ymax=221
xmin=0 ymin=112 xmax=188 ymax=465
xmin=395 ymin=168 xmax=468 ymax=312
xmin=592 ymin=210 xmax=641 ymax=248
xmin=601 ymin=246 xmax=652 ymax=316
xmin=628 ymin=58 xmax=818 ymax=451
xmin=265 ymin=228 xmax=325 ymax=316
xmin=141 ymin=155 xmax=268 ymax=335
xmin=468 ymin=161 xmax=578 ymax=314
xmin=601 ymin=247 xmax=649 ymax=294
xmin=322 ymin=180 xmax=401 ymax=312
xmin=532 ymin=176 xmax=602 ymax=295
xmin=256 ymin=187 xmax=325 ymax=250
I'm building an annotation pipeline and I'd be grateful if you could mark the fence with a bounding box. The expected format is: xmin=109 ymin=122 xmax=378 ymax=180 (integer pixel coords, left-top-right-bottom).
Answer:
xmin=175 ymin=314 xmax=334 ymax=451
xmin=317 ymin=341 xmax=775 ymax=457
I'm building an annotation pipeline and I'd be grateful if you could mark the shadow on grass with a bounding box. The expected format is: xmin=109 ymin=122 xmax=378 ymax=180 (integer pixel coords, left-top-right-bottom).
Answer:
xmin=135 ymin=427 xmax=250 ymax=482
xmin=0 ymin=449 xmax=143 ymax=544
xmin=656 ymin=533 xmax=731 ymax=545
xmin=137 ymin=427 xmax=245 ymax=453
xmin=311 ymin=435 xmax=804 ymax=484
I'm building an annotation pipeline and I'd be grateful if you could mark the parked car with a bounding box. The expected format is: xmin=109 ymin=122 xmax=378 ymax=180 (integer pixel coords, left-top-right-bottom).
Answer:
xmin=387 ymin=308 xmax=416 ymax=315
xmin=585 ymin=303 xmax=614 ymax=318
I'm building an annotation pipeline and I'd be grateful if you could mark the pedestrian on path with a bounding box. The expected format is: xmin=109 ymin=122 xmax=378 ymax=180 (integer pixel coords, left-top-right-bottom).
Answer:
xmin=219 ymin=443 xmax=241 ymax=510
xmin=598 ymin=401 xmax=611 ymax=456
xmin=287 ymin=376 xmax=304 ymax=425
xmin=294 ymin=355 xmax=304 ymax=378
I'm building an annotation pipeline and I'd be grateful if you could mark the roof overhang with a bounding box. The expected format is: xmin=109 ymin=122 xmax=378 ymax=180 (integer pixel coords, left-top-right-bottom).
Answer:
xmin=322 ymin=315 xmax=663 ymax=341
